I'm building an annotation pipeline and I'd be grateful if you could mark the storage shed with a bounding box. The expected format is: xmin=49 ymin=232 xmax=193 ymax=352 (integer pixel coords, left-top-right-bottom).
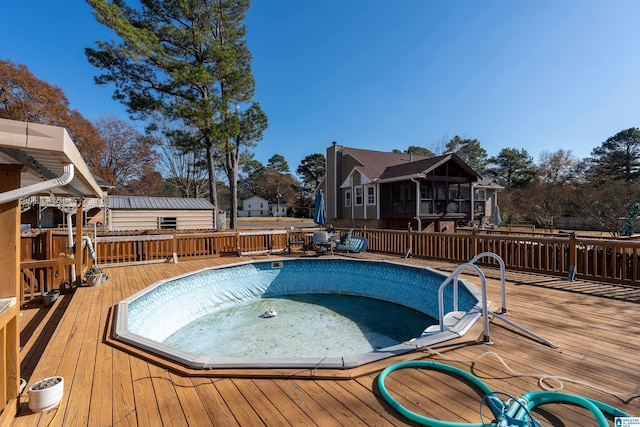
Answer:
xmin=103 ymin=196 xmax=215 ymax=230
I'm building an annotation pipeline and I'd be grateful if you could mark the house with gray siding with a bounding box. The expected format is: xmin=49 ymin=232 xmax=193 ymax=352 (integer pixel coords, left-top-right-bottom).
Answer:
xmin=323 ymin=142 xmax=503 ymax=231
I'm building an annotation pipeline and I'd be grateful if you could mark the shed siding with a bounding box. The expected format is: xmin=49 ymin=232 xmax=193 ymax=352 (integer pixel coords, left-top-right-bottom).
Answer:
xmin=110 ymin=210 xmax=213 ymax=230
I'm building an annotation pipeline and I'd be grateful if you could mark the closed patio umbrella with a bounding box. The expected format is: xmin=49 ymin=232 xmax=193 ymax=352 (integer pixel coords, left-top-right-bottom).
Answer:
xmin=314 ymin=189 xmax=326 ymax=226
xmin=493 ymin=204 xmax=502 ymax=226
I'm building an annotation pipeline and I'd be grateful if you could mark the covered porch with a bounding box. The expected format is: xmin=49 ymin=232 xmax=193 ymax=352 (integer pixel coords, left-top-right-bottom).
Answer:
xmin=0 ymin=118 xmax=104 ymax=422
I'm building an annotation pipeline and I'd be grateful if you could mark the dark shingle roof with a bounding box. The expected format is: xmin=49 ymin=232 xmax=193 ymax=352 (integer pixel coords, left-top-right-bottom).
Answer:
xmin=341 ymin=147 xmax=429 ymax=181
xmin=476 ymin=178 xmax=504 ymax=189
xmin=108 ymin=195 xmax=214 ymax=210
xmin=379 ymin=155 xmax=451 ymax=180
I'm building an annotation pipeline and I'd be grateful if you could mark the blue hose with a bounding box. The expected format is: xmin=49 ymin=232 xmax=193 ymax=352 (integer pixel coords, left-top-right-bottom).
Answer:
xmin=377 ymin=360 xmax=632 ymax=427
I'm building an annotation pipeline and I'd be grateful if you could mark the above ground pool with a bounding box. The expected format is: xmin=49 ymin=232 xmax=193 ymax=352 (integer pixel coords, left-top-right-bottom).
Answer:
xmin=113 ymin=258 xmax=484 ymax=369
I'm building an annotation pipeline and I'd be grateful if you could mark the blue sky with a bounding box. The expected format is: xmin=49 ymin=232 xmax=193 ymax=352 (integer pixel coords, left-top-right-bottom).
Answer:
xmin=2 ymin=1 xmax=640 ymax=177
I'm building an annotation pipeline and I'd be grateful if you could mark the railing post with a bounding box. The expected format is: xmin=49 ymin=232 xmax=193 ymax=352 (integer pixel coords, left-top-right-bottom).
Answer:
xmin=471 ymin=228 xmax=478 ymax=259
xmin=45 ymin=229 xmax=53 ymax=260
xmin=172 ymin=232 xmax=178 ymax=263
xmin=569 ymin=232 xmax=577 ymax=280
xmin=407 ymin=225 xmax=413 ymax=257
xmin=56 ymin=253 xmax=66 ymax=291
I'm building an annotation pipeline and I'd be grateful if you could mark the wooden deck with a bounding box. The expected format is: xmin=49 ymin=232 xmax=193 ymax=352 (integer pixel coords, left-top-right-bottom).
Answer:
xmin=10 ymin=253 xmax=640 ymax=426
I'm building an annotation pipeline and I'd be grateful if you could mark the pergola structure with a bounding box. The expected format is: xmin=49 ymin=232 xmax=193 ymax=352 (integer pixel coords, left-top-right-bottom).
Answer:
xmin=0 ymin=118 xmax=103 ymax=421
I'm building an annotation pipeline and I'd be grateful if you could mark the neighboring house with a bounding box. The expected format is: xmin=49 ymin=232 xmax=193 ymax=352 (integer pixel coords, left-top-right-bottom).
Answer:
xmin=238 ymin=196 xmax=289 ymax=217
xmin=269 ymin=200 xmax=288 ymax=217
xmin=239 ymin=196 xmax=270 ymax=217
xmin=100 ymin=195 xmax=215 ymax=230
xmin=322 ymin=142 xmax=503 ymax=231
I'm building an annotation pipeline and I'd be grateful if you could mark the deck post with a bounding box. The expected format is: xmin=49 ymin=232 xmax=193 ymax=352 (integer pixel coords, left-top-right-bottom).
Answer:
xmin=75 ymin=204 xmax=84 ymax=287
xmin=0 ymin=164 xmax=24 ymax=416
xmin=172 ymin=231 xmax=178 ymax=263
xmin=568 ymin=232 xmax=577 ymax=280
xmin=470 ymin=228 xmax=478 ymax=259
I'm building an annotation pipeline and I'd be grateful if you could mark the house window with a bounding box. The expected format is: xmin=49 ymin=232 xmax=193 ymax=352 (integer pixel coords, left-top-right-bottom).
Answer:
xmin=366 ymin=186 xmax=375 ymax=205
xmin=476 ymin=189 xmax=487 ymax=201
xmin=158 ymin=217 xmax=177 ymax=230
xmin=345 ymin=189 xmax=352 ymax=207
xmin=355 ymin=186 xmax=363 ymax=206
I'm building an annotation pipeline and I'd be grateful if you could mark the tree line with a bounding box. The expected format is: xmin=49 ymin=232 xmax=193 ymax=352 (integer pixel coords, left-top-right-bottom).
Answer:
xmin=415 ymin=133 xmax=640 ymax=234
xmin=0 ymin=57 xmax=325 ymax=218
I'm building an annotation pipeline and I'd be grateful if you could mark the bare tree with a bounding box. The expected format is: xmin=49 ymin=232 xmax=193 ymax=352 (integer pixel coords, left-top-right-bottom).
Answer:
xmin=93 ymin=116 xmax=160 ymax=195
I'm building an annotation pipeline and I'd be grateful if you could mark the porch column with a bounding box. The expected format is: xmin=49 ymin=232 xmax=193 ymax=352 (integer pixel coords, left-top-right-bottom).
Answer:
xmin=470 ymin=183 xmax=475 ymax=226
xmin=413 ymin=178 xmax=421 ymax=231
xmin=75 ymin=204 xmax=84 ymax=287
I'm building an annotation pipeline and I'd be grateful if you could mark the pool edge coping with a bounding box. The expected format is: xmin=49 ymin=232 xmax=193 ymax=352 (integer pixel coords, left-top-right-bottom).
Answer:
xmin=113 ymin=257 xmax=485 ymax=370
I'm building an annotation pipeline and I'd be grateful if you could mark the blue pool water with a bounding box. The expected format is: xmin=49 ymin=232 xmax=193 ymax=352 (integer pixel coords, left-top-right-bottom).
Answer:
xmin=115 ymin=258 xmax=483 ymax=369
xmin=164 ymin=294 xmax=435 ymax=358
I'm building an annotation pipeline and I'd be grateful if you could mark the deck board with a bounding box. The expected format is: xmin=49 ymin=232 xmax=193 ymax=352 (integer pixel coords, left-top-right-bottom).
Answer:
xmin=250 ymin=379 xmax=317 ymax=426
xmin=8 ymin=254 xmax=640 ymax=426
xmin=228 ymin=379 xmax=289 ymax=427
xmin=215 ymin=379 xmax=265 ymax=426
xmin=194 ymin=379 xmax=240 ymax=426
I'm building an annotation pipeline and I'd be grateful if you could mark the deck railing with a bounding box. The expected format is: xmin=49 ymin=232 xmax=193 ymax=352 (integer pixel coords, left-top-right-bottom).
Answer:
xmin=92 ymin=229 xmax=304 ymax=265
xmin=19 ymin=240 xmax=93 ymax=303
xmin=353 ymin=228 xmax=640 ymax=286
xmin=20 ymin=227 xmax=640 ymax=298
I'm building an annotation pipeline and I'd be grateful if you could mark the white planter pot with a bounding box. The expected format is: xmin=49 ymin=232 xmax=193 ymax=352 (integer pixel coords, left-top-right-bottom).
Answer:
xmin=28 ymin=376 xmax=64 ymax=413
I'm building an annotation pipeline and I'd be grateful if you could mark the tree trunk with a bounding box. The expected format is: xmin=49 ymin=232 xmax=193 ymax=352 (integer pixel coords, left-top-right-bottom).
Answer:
xmin=206 ymin=144 xmax=219 ymax=229
xmin=227 ymin=150 xmax=239 ymax=230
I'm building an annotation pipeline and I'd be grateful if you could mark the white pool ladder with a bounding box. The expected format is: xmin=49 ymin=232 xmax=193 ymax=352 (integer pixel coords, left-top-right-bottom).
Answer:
xmin=432 ymin=252 xmax=558 ymax=348
xmin=433 ymin=261 xmax=492 ymax=343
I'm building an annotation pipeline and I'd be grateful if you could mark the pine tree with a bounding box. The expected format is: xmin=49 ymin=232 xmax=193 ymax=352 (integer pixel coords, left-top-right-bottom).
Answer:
xmin=86 ymin=0 xmax=267 ymax=229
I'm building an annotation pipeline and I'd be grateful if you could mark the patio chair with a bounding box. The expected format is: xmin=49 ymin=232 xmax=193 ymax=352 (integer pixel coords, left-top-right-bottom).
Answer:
xmin=335 ymin=232 xmax=368 ymax=253
xmin=313 ymin=231 xmax=335 ymax=254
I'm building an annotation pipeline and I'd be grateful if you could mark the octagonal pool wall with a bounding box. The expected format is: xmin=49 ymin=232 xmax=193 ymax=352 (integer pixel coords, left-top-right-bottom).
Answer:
xmin=114 ymin=258 xmax=484 ymax=369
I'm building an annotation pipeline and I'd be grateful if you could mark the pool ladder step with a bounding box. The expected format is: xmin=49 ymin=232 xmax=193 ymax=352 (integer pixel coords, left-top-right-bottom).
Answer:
xmin=421 ymin=311 xmax=466 ymax=337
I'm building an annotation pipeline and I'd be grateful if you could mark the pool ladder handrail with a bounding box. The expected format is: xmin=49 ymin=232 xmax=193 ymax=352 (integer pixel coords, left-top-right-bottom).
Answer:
xmin=469 ymin=251 xmax=507 ymax=314
xmin=436 ymin=262 xmax=492 ymax=343
xmin=437 ymin=252 xmax=507 ymax=344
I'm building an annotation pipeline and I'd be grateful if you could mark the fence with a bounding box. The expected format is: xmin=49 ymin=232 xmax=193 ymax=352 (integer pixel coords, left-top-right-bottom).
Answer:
xmin=93 ymin=229 xmax=304 ymax=265
xmin=355 ymin=228 xmax=640 ymax=286
xmin=20 ymin=227 xmax=640 ymax=301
